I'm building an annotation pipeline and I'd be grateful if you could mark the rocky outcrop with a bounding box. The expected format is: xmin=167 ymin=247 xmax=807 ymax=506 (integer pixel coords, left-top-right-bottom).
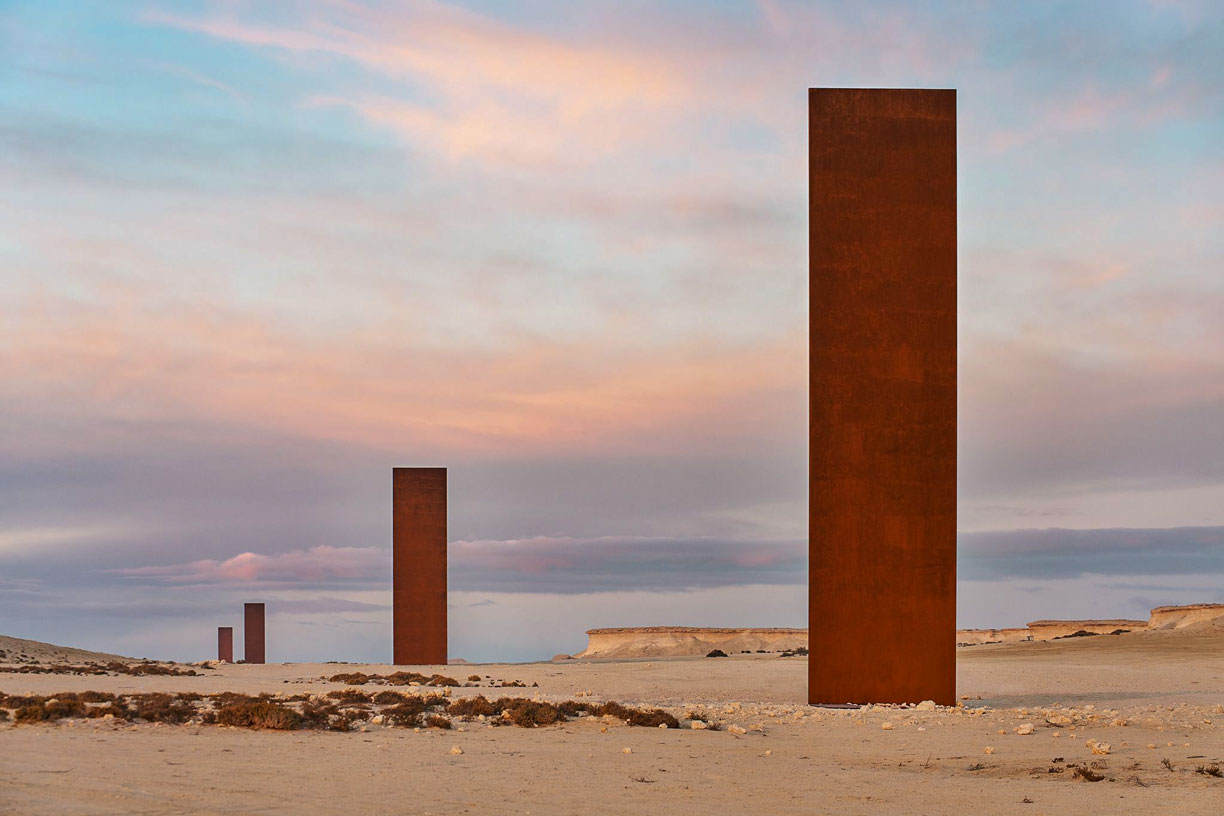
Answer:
xmin=955 ymin=628 xmax=1032 ymax=646
xmin=1147 ymin=603 xmax=1224 ymax=630
xmin=1025 ymin=620 xmax=1146 ymax=639
xmin=571 ymin=604 xmax=1224 ymax=659
xmin=575 ymin=627 xmax=806 ymax=659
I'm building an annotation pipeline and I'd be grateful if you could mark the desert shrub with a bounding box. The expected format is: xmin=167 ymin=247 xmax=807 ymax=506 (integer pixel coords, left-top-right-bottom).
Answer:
xmin=373 ymin=690 xmax=406 ymax=705
xmin=595 ymin=701 xmax=679 ymax=728
xmin=298 ymin=699 xmax=340 ymax=729
xmin=86 ymin=702 xmax=132 ymax=720
xmin=328 ymin=711 xmax=360 ymax=731
xmin=78 ymin=690 xmax=116 ymax=703
xmin=383 ymin=671 xmax=428 ymax=685
xmin=558 ymin=700 xmax=593 ymax=716
xmin=215 ymin=701 xmax=301 ymax=730
xmin=14 ymin=699 xmax=86 ymax=723
xmin=326 ymin=689 xmax=372 ymax=703
xmin=706 ymin=649 xmax=728 ymax=658
xmin=499 ymin=699 xmax=565 ymax=727
xmin=425 ymin=714 xmax=452 ymax=729
xmin=1197 ymin=765 xmax=1223 ymax=777
xmin=429 ymin=674 xmax=459 ymax=687
xmin=1071 ymin=765 xmax=1104 ymax=782
xmin=497 ymin=680 xmax=527 ymax=688
xmin=383 ymin=700 xmax=427 ymax=727
xmin=0 ymin=693 xmax=46 ymax=708
xmin=210 ymin=692 xmax=263 ymax=707
xmin=467 ymin=675 xmax=481 ymax=682
xmin=329 ymin=672 xmax=370 ymax=685
xmin=448 ymin=695 xmax=495 ymax=718
xmin=0 ymin=709 xmax=8 ymax=721
xmin=132 ymin=693 xmax=196 ymax=724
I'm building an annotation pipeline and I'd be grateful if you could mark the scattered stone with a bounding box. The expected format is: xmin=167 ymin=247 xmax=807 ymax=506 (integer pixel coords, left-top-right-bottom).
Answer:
xmin=727 ymin=725 xmax=747 ymax=735
xmin=881 ymin=722 xmax=894 ymax=731
xmin=984 ymin=746 xmax=995 ymax=755
xmin=1086 ymin=739 xmax=1111 ymax=755
xmin=915 ymin=700 xmax=937 ymax=711
xmin=622 ymin=747 xmax=632 ymax=754
xmin=690 ymin=721 xmax=708 ymax=730
xmin=449 ymin=746 xmax=463 ymax=755
xmin=1016 ymin=723 xmax=1034 ymax=735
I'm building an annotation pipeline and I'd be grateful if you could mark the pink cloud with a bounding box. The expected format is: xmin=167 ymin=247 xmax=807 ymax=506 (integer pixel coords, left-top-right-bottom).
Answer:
xmin=111 ymin=546 xmax=386 ymax=585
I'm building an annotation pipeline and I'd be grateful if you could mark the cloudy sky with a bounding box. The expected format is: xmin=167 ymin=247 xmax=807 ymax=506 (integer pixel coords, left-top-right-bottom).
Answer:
xmin=2 ymin=1 xmax=1221 ymax=663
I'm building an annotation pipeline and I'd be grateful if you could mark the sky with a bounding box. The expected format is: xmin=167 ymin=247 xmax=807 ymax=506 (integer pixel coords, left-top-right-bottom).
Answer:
xmin=1 ymin=0 xmax=1221 ymax=663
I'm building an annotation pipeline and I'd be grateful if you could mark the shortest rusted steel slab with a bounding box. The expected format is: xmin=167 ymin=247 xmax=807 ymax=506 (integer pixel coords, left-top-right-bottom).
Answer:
xmin=217 ymin=626 xmax=234 ymax=663
xmin=244 ymin=602 xmax=266 ymax=664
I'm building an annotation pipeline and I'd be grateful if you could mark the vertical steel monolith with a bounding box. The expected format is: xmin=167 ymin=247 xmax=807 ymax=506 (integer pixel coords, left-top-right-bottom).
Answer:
xmin=244 ymin=602 xmax=266 ymax=664
xmin=393 ymin=467 xmax=447 ymax=665
xmin=217 ymin=626 xmax=233 ymax=663
xmin=808 ymin=88 xmax=957 ymax=706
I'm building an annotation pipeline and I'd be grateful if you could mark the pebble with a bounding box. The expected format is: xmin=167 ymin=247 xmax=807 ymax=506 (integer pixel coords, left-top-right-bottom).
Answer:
xmin=690 ymin=721 xmax=707 ymax=730
xmin=1015 ymin=723 xmax=1034 ymax=735
xmin=983 ymin=746 xmax=995 ymax=754
xmin=449 ymin=746 xmax=463 ymax=755
xmin=881 ymin=722 xmax=894 ymax=731
xmin=915 ymin=700 xmax=937 ymax=711
xmin=727 ymin=725 xmax=747 ymax=735
xmin=622 ymin=747 xmax=632 ymax=754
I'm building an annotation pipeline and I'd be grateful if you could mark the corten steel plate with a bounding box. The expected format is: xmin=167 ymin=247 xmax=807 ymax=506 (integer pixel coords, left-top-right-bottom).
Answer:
xmin=217 ymin=626 xmax=233 ymax=663
xmin=244 ymin=603 xmax=265 ymax=664
xmin=393 ymin=467 xmax=447 ymax=665
xmin=808 ymin=88 xmax=957 ymax=706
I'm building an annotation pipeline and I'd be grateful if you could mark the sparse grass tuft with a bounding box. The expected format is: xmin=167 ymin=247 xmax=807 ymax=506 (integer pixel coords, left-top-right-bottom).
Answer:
xmin=1196 ymin=765 xmax=1223 ymax=777
xmin=467 ymin=675 xmax=481 ymax=682
xmin=425 ymin=714 xmax=452 ymax=729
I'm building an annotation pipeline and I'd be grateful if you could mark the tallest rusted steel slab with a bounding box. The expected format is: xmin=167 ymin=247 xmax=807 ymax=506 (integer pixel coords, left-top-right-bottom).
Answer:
xmin=808 ymin=88 xmax=957 ymax=706
xmin=393 ymin=467 xmax=447 ymax=665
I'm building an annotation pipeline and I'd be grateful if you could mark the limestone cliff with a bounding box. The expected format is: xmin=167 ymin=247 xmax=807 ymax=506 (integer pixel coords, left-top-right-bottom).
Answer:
xmin=575 ymin=627 xmax=805 ymax=659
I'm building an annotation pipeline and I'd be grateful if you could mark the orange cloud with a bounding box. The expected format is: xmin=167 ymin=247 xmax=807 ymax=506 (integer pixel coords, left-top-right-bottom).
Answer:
xmin=149 ymin=2 xmax=690 ymax=168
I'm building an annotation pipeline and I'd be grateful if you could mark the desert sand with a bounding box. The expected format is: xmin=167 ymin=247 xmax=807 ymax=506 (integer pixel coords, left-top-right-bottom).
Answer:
xmin=3 ymin=621 xmax=1223 ymax=815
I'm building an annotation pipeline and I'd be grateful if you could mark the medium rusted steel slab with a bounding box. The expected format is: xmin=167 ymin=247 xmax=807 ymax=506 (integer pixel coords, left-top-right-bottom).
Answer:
xmin=244 ymin=602 xmax=265 ymax=664
xmin=217 ymin=626 xmax=233 ymax=663
xmin=393 ymin=467 xmax=447 ymax=665
xmin=809 ymin=88 xmax=957 ymax=706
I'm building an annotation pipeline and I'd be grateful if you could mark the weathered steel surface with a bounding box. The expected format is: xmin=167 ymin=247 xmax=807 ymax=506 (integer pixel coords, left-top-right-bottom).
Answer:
xmin=393 ymin=467 xmax=447 ymax=665
xmin=244 ymin=602 xmax=266 ymax=664
xmin=217 ymin=626 xmax=233 ymax=663
xmin=808 ymin=88 xmax=957 ymax=705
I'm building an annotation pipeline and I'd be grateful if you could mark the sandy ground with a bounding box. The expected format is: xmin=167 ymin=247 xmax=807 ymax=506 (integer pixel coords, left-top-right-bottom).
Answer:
xmin=2 ymin=625 xmax=1223 ymax=815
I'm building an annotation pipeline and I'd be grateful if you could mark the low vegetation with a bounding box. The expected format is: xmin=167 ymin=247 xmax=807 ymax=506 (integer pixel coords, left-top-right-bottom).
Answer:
xmin=0 ymin=661 xmax=201 ymax=677
xmin=0 ymin=688 xmax=681 ymax=732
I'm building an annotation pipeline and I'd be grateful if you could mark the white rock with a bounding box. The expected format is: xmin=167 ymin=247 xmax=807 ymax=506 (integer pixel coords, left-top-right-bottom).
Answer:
xmin=449 ymin=745 xmax=464 ymax=755
xmin=1015 ymin=723 xmax=1034 ymax=735
xmin=915 ymin=700 xmax=937 ymax=711
xmin=690 ymin=721 xmax=708 ymax=730
xmin=622 ymin=747 xmax=632 ymax=754
xmin=727 ymin=725 xmax=747 ymax=735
